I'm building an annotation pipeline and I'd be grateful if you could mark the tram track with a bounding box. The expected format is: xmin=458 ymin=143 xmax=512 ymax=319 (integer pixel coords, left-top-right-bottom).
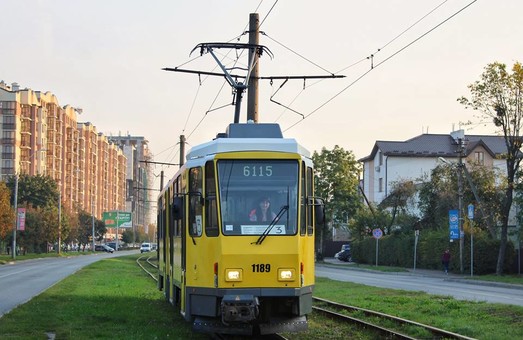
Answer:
xmin=312 ymin=296 xmax=476 ymax=340
xmin=136 ymin=253 xmax=158 ymax=282
xmin=136 ymin=261 xmax=475 ymax=339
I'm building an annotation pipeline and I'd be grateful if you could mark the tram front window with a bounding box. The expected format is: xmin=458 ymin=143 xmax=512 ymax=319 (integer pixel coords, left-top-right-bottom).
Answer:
xmin=217 ymin=160 xmax=299 ymax=236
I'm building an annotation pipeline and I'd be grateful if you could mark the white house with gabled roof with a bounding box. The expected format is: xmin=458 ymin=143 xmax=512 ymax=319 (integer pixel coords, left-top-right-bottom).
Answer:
xmin=359 ymin=130 xmax=508 ymax=213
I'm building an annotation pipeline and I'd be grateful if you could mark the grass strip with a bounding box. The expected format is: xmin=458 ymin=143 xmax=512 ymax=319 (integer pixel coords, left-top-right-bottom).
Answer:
xmin=0 ymin=254 xmax=206 ymax=339
xmin=1 ymin=255 xmax=522 ymax=339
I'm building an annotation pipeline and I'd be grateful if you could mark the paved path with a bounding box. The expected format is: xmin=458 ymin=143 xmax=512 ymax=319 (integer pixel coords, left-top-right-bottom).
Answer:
xmin=318 ymin=258 xmax=523 ymax=306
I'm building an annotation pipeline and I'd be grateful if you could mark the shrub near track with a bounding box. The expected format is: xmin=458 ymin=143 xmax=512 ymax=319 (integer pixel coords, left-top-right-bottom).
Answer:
xmin=0 ymin=254 xmax=206 ymax=339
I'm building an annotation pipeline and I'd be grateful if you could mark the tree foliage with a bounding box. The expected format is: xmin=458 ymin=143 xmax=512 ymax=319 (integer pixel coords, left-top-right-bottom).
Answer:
xmin=0 ymin=181 xmax=14 ymax=241
xmin=458 ymin=61 xmax=523 ymax=275
xmin=6 ymin=174 xmax=59 ymax=208
xmin=418 ymin=163 xmax=504 ymax=234
xmin=78 ymin=210 xmax=106 ymax=247
xmin=312 ymin=145 xmax=362 ymax=224
xmin=312 ymin=146 xmax=362 ymax=255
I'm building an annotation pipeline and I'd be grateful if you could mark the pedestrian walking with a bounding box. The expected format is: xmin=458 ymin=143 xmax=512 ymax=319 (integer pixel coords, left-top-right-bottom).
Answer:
xmin=441 ymin=249 xmax=451 ymax=274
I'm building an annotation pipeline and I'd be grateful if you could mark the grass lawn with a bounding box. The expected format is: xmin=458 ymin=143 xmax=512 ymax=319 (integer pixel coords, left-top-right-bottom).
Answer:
xmin=0 ymin=254 xmax=205 ymax=339
xmin=1 ymin=254 xmax=522 ymax=339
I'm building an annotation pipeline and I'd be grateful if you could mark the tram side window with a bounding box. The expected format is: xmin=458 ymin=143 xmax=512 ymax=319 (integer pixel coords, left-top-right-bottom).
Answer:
xmin=300 ymin=162 xmax=306 ymax=235
xmin=174 ymin=177 xmax=181 ymax=237
xmin=188 ymin=167 xmax=203 ymax=237
xmin=307 ymin=167 xmax=314 ymax=235
xmin=205 ymin=161 xmax=219 ymax=237
xmin=168 ymin=185 xmax=175 ymax=240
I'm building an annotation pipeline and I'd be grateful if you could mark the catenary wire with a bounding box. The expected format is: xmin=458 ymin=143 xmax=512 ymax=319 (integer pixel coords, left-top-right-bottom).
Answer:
xmin=271 ymin=0 xmax=449 ymax=122
xmin=283 ymin=0 xmax=478 ymax=133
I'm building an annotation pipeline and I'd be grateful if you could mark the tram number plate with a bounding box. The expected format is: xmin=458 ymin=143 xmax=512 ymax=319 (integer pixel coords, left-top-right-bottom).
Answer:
xmin=252 ymin=264 xmax=271 ymax=273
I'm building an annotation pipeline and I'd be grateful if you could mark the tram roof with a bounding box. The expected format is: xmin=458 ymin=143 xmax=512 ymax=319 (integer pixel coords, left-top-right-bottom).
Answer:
xmin=187 ymin=123 xmax=311 ymax=160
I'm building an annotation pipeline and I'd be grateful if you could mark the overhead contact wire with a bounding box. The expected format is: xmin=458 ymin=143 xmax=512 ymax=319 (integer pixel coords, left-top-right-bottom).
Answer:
xmin=283 ymin=0 xmax=478 ymax=132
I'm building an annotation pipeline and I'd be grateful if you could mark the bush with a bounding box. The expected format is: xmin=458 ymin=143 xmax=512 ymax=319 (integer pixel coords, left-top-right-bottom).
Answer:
xmin=351 ymin=229 xmax=516 ymax=274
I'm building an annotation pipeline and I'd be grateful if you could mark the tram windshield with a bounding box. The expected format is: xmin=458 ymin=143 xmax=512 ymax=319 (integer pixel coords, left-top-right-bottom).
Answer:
xmin=217 ymin=159 xmax=299 ymax=236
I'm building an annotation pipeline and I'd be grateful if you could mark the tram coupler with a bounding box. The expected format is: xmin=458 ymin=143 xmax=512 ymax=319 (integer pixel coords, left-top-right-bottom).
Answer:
xmin=221 ymin=294 xmax=259 ymax=324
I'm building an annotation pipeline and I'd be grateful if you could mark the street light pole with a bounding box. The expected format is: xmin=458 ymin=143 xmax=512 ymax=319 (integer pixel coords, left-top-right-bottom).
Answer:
xmin=91 ymin=195 xmax=95 ymax=252
xmin=458 ymin=157 xmax=464 ymax=274
xmin=11 ymin=174 xmax=19 ymax=260
xmin=57 ymin=186 xmax=61 ymax=254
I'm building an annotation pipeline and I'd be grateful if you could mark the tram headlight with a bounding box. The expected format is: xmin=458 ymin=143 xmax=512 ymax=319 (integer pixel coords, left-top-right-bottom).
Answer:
xmin=225 ymin=269 xmax=243 ymax=281
xmin=278 ymin=268 xmax=295 ymax=281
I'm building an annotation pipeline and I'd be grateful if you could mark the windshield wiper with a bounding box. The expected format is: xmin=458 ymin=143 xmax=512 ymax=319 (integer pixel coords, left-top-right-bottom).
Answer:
xmin=252 ymin=205 xmax=289 ymax=245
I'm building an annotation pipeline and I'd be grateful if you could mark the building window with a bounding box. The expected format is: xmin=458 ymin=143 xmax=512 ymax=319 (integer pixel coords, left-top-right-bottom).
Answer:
xmin=379 ymin=178 xmax=384 ymax=192
xmin=378 ymin=151 xmax=383 ymax=166
xmin=474 ymin=151 xmax=484 ymax=165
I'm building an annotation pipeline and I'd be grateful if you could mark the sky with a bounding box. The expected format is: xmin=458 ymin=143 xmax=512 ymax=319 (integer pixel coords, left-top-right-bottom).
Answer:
xmin=1 ymin=0 xmax=522 ymax=184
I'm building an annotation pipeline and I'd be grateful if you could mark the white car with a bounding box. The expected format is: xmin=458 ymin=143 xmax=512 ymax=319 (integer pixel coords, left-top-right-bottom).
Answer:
xmin=140 ymin=243 xmax=152 ymax=253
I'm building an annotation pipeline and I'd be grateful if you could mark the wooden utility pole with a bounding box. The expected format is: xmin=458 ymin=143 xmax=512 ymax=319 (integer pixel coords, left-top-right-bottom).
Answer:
xmin=247 ymin=13 xmax=260 ymax=123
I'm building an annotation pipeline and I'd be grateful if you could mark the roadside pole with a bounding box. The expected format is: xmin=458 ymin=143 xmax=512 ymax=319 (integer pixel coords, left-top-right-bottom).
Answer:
xmin=413 ymin=230 xmax=419 ymax=271
xmin=468 ymin=204 xmax=474 ymax=277
xmin=372 ymin=228 xmax=383 ymax=267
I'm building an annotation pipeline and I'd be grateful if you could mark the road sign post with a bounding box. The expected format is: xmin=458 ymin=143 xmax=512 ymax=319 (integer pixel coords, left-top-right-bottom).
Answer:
xmin=372 ymin=228 xmax=383 ymax=267
xmin=468 ymin=204 xmax=474 ymax=277
xmin=414 ymin=230 xmax=419 ymax=271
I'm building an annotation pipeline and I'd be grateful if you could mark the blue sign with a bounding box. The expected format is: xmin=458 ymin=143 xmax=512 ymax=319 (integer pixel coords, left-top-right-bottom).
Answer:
xmin=468 ymin=204 xmax=474 ymax=220
xmin=449 ymin=210 xmax=459 ymax=240
xmin=372 ymin=228 xmax=383 ymax=239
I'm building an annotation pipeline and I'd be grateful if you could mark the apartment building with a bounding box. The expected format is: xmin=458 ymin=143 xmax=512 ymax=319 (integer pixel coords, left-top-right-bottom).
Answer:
xmin=0 ymin=81 xmax=126 ymax=219
xmin=107 ymin=135 xmax=154 ymax=232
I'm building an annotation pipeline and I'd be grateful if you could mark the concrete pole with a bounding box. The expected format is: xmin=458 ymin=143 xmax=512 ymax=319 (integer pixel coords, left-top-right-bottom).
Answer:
xmin=11 ymin=174 xmax=19 ymax=260
xmin=247 ymin=13 xmax=259 ymax=123
xmin=458 ymin=141 xmax=464 ymax=274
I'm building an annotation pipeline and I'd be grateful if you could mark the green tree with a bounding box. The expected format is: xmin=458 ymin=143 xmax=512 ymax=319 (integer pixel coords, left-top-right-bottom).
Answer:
xmin=6 ymin=174 xmax=61 ymax=253
xmin=418 ymin=163 xmax=503 ymax=233
xmin=312 ymin=145 xmax=362 ymax=256
xmin=122 ymin=229 xmax=134 ymax=244
xmin=458 ymin=61 xmax=523 ymax=275
xmin=0 ymin=181 xmax=15 ymax=252
xmin=349 ymin=204 xmax=389 ymax=240
xmin=6 ymin=174 xmax=59 ymax=208
xmin=378 ymin=180 xmax=418 ymax=231
xmin=77 ymin=210 xmax=106 ymax=249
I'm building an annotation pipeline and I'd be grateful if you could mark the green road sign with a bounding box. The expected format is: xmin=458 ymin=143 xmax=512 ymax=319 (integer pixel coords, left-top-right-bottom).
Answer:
xmin=102 ymin=211 xmax=132 ymax=228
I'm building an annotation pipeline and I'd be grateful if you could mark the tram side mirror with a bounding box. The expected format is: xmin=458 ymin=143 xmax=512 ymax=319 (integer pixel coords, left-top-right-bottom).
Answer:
xmin=172 ymin=196 xmax=184 ymax=220
xmin=314 ymin=198 xmax=325 ymax=227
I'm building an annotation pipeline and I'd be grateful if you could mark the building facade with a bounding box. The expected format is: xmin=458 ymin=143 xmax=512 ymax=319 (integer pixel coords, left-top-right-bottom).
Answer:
xmin=107 ymin=135 xmax=154 ymax=233
xmin=359 ymin=130 xmax=508 ymax=214
xmin=0 ymin=81 xmax=126 ymax=219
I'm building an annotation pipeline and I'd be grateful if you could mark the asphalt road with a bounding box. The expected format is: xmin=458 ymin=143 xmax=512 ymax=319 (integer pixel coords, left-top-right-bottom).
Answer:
xmin=0 ymin=251 xmax=137 ymax=318
xmin=317 ymin=259 xmax=523 ymax=307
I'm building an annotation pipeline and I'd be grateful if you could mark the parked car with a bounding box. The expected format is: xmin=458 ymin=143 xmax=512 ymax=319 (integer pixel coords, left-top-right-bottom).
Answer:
xmin=140 ymin=242 xmax=152 ymax=253
xmin=335 ymin=244 xmax=351 ymax=260
xmin=337 ymin=249 xmax=351 ymax=262
xmin=107 ymin=242 xmax=124 ymax=250
xmin=95 ymin=244 xmax=114 ymax=253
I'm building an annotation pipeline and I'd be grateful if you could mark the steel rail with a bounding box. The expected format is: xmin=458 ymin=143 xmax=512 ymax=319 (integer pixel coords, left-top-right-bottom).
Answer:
xmin=313 ymin=296 xmax=476 ymax=340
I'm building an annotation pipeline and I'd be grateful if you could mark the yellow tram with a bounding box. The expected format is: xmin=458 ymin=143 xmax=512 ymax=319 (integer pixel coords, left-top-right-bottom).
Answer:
xmin=157 ymin=123 xmax=323 ymax=336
